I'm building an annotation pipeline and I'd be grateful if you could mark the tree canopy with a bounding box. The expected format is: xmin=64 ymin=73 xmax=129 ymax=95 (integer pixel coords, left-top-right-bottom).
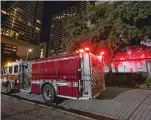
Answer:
xmin=64 ymin=1 xmax=151 ymax=53
xmin=63 ymin=1 xmax=151 ymax=71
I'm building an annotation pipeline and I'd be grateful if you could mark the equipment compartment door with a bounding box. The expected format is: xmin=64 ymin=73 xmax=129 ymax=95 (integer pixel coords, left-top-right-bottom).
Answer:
xmin=90 ymin=55 xmax=105 ymax=98
xmin=57 ymin=57 xmax=81 ymax=98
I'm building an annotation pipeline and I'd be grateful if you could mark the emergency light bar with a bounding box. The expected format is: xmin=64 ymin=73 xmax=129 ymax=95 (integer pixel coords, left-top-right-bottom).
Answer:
xmin=79 ymin=49 xmax=84 ymax=53
xmin=78 ymin=47 xmax=90 ymax=53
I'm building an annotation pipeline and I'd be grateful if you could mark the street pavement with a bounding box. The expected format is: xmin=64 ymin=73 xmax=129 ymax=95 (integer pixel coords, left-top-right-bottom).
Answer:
xmin=1 ymin=95 xmax=93 ymax=120
xmin=2 ymin=88 xmax=151 ymax=120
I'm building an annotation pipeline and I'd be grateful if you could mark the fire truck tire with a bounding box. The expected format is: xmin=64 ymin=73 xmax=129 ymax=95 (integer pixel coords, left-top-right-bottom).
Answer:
xmin=6 ymin=82 xmax=12 ymax=94
xmin=42 ymin=84 xmax=55 ymax=103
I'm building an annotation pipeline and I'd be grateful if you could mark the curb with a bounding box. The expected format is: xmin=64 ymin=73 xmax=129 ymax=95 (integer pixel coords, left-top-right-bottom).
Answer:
xmin=2 ymin=94 xmax=95 ymax=120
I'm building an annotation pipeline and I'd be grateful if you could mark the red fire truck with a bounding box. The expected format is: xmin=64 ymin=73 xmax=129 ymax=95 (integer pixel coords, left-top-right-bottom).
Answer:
xmin=1 ymin=49 xmax=105 ymax=103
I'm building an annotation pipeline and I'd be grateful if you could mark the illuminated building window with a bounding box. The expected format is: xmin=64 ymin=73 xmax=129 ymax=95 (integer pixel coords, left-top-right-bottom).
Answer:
xmin=10 ymin=32 xmax=13 ymax=37
xmin=16 ymin=33 xmax=19 ymax=36
xmin=1 ymin=10 xmax=7 ymax=14
xmin=11 ymin=9 xmax=17 ymax=27
xmin=5 ymin=44 xmax=14 ymax=47
xmin=4 ymin=47 xmax=16 ymax=51
xmin=36 ymin=27 xmax=40 ymax=31
xmin=18 ymin=17 xmax=21 ymax=21
xmin=6 ymin=32 xmax=9 ymax=36
xmin=36 ymin=19 xmax=41 ymax=24
xmin=15 ymin=33 xmax=19 ymax=39
xmin=28 ymin=22 xmax=32 ymax=26
xmin=4 ymin=51 xmax=11 ymax=54
xmin=19 ymin=32 xmax=24 ymax=35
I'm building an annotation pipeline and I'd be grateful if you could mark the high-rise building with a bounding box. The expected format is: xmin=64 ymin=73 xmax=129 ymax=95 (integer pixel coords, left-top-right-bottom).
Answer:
xmin=1 ymin=1 xmax=44 ymax=45
xmin=47 ymin=1 xmax=108 ymax=56
xmin=1 ymin=1 xmax=44 ymax=61
xmin=48 ymin=2 xmax=90 ymax=56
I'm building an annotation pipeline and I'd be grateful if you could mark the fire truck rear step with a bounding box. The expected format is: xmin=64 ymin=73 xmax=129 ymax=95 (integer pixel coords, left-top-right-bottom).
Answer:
xmin=20 ymin=88 xmax=31 ymax=94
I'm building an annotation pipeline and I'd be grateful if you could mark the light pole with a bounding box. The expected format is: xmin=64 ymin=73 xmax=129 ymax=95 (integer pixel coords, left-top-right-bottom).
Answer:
xmin=26 ymin=49 xmax=32 ymax=61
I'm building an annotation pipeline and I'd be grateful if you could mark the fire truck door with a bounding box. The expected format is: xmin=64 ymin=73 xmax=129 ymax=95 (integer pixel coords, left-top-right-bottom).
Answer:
xmin=19 ymin=64 xmax=29 ymax=89
xmin=57 ymin=57 xmax=81 ymax=98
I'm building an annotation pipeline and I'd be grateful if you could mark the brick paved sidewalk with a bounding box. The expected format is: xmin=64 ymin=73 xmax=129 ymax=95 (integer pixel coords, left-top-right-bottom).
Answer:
xmin=60 ymin=89 xmax=151 ymax=120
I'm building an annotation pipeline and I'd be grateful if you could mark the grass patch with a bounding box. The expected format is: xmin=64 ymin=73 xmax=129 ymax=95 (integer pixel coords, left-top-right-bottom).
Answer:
xmin=145 ymin=77 xmax=151 ymax=87
xmin=96 ymin=87 xmax=131 ymax=100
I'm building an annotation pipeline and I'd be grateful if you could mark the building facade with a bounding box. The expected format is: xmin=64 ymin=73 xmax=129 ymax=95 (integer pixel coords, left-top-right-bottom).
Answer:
xmin=1 ymin=42 xmax=18 ymax=66
xmin=1 ymin=42 xmax=17 ymax=55
xmin=1 ymin=1 xmax=44 ymax=62
xmin=1 ymin=1 xmax=43 ymax=45
xmin=48 ymin=2 xmax=90 ymax=56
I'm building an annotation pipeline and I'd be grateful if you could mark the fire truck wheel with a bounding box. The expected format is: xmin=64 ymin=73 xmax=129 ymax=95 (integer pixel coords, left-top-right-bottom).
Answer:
xmin=6 ymin=82 xmax=12 ymax=94
xmin=42 ymin=84 xmax=55 ymax=103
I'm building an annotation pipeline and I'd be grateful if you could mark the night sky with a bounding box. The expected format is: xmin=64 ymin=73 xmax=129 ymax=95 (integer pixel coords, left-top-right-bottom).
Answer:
xmin=40 ymin=1 xmax=79 ymax=43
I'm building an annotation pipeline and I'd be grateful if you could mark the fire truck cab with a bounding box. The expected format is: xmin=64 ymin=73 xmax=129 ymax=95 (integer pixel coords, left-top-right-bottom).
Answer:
xmin=1 ymin=60 xmax=32 ymax=93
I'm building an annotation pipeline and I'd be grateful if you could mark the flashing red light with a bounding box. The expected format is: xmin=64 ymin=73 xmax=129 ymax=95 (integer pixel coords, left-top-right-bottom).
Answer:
xmin=79 ymin=49 xmax=84 ymax=53
xmin=101 ymin=52 xmax=104 ymax=55
xmin=85 ymin=48 xmax=89 ymax=51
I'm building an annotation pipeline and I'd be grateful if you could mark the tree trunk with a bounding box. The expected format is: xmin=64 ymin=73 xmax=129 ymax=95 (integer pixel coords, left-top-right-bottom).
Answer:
xmin=108 ymin=64 xmax=112 ymax=75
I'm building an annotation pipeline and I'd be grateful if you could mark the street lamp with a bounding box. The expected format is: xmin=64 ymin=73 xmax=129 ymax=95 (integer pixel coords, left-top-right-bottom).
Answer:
xmin=26 ymin=49 xmax=32 ymax=61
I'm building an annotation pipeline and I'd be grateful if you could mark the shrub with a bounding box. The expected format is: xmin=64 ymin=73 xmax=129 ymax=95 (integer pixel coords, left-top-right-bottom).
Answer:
xmin=105 ymin=73 xmax=143 ymax=87
xmin=145 ymin=77 xmax=151 ymax=87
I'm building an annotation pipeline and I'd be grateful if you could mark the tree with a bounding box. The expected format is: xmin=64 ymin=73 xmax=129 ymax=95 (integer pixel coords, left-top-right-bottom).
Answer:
xmin=64 ymin=1 xmax=151 ymax=72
